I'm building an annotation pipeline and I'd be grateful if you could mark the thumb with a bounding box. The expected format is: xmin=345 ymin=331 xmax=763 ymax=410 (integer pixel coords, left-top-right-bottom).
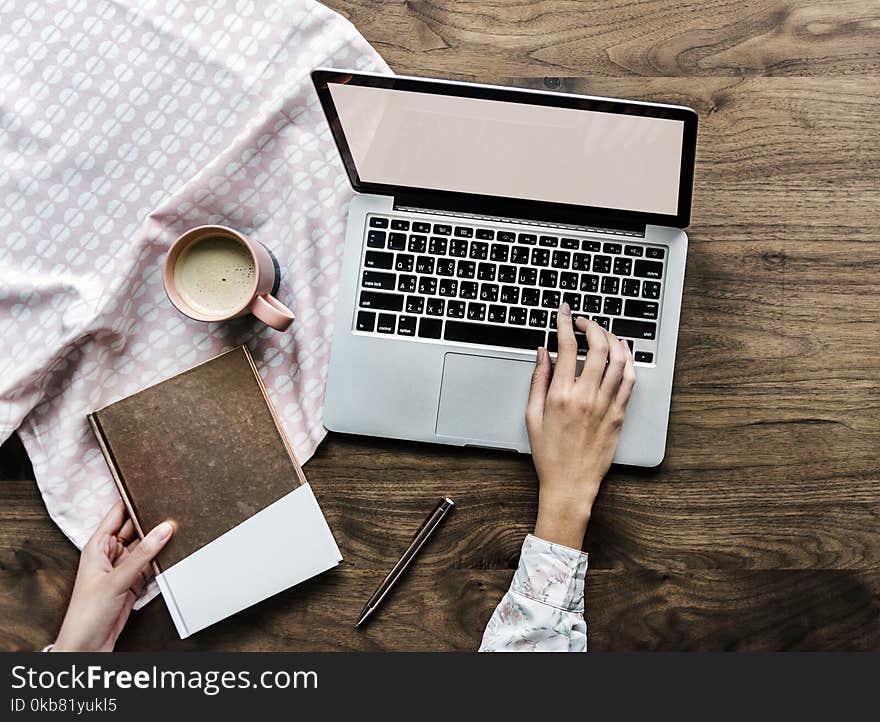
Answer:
xmin=525 ymin=346 xmax=551 ymax=431
xmin=112 ymin=521 xmax=174 ymax=593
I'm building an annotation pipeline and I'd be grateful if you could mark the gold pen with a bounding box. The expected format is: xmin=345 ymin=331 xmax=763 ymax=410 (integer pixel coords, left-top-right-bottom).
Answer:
xmin=355 ymin=497 xmax=455 ymax=628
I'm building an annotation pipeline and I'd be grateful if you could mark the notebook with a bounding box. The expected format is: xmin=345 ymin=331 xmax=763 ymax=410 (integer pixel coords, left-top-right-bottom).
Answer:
xmin=87 ymin=345 xmax=342 ymax=638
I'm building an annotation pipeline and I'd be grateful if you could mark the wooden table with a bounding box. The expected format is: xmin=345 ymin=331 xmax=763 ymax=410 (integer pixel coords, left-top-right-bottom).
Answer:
xmin=1 ymin=0 xmax=878 ymax=651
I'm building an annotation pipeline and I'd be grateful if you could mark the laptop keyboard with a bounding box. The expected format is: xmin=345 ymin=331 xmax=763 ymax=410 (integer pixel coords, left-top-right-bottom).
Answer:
xmin=355 ymin=214 xmax=665 ymax=364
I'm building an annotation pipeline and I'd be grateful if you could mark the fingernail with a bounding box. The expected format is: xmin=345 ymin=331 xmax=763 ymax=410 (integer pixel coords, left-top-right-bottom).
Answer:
xmin=536 ymin=346 xmax=545 ymax=362
xmin=152 ymin=521 xmax=174 ymax=542
xmin=559 ymin=302 xmax=571 ymax=315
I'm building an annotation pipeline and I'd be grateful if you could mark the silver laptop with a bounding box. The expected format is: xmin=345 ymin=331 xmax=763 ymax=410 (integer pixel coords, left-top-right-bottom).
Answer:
xmin=311 ymin=70 xmax=697 ymax=467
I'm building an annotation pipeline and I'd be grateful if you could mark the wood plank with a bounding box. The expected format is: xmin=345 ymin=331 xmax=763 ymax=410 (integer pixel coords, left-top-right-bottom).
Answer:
xmin=324 ymin=0 xmax=880 ymax=77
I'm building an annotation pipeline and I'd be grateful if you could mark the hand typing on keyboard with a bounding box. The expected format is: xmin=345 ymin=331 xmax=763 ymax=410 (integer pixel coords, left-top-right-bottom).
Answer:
xmin=526 ymin=303 xmax=635 ymax=550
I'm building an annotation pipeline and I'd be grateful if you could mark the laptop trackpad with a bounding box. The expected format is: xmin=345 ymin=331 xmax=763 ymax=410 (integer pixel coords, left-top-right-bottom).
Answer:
xmin=435 ymin=353 xmax=532 ymax=448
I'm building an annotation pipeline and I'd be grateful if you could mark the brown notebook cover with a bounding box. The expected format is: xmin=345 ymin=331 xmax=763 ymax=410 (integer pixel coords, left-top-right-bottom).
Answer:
xmin=88 ymin=345 xmax=306 ymax=572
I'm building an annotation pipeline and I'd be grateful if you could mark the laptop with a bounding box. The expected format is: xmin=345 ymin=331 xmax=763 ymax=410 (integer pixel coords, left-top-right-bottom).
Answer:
xmin=311 ymin=70 xmax=698 ymax=466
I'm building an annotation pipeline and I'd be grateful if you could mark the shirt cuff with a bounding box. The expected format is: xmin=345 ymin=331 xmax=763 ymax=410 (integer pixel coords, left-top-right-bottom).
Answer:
xmin=511 ymin=534 xmax=588 ymax=613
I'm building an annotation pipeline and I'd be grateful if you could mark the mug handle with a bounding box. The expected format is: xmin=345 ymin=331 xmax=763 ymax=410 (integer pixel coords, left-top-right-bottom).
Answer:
xmin=252 ymin=294 xmax=295 ymax=332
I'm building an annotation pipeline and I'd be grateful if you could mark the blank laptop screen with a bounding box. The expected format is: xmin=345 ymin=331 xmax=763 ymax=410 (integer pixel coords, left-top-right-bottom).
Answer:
xmin=328 ymin=82 xmax=685 ymax=217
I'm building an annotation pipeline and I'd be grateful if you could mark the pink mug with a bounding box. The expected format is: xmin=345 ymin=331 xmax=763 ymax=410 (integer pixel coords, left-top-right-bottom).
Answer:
xmin=163 ymin=225 xmax=295 ymax=331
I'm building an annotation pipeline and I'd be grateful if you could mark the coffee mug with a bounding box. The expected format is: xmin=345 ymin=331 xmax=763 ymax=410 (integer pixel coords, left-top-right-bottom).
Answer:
xmin=163 ymin=225 xmax=295 ymax=331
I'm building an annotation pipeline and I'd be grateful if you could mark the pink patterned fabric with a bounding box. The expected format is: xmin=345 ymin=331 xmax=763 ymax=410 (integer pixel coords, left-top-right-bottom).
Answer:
xmin=480 ymin=535 xmax=589 ymax=652
xmin=0 ymin=0 xmax=388 ymax=566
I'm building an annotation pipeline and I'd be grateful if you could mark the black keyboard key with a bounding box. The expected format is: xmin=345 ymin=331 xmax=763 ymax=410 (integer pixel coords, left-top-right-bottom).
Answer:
xmin=561 ymin=237 xmax=579 ymax=250
xmin=367 ymin=229 xmax=386 ymax=248
xmin=594 ymin=316 xmax=610 ymax=330
xmin=477 ymin=262 xmax=496 ymax=281
xmin=467 ymin=302 xmax=486 ymax=321
xmin=509 ymin=307 xmax=528 ymax=326
xmin=469 ymin=241 xmax=489 ymax=260
xmin=418 ymin=317 xmax=442 ymax=339
xmin=365 ymin=250 xmax=393 ymax=269
xmin=447 ymin=300 xmax=466 ymax=318
xmin=362 ymin=270 xmax=396 ymax=290
xmin=603 ymin=242 xmax=622 ymax=255
xmin=476 ymin=228 xmax=495 ymax=240
xmin=497 ymin=231 xmax=516 ymax=243
xmin=624 ymin=299 xmax=659 ymax=319
xmin=522 ymin=288 xmax=540 ymax=306
xmin=634 ymin=351 xmax=653 ymax=363
xmin=532 ymin=248 xmax=551 ymax=266
xmin=500 ymin=285 xmax=520 ymax=304
xmin=582 ymin=240 xmax=601 ymax=252
xmin=454 ymin=226 xmax=473 ymax=238
xmin=356 ymin=310 xmax=376 ymax=331
xmin=397 ymin=315 xmax=417 ymax=336
xmin=480 ymin=283 xmax=499 ymax=302
xmin=519 ymin=267 xmax=537 ymax=285
xmin=539 ymin=235 xmax=559 ymax=247
xmin=559 ymin=272 xmax=578 ymax=290
xmin=634 ymin=259 xmax=664 ymax=279
xmin=646 ymin=247 xmax=665 ymax=259
xmin=613 ymin=258 xmax=632 ymax=276
xmin=622 ymin=278 xmax=640 ymax=297
xmin=601 ymin=276 xmax=619 ymax=295
xmin=429 ymin=236 xmax=448 ymax=255
xmin=445 ymin=320 xmax=545 ymax=350
xmin=488 ymin=304 xmax=507 ymax=323
xmin=551 ymin=250 xmax=570 ymax=269
xmin=460 ymin=281 xmax=478 ymax=299
xmin=498 ymin=264 xmax=517 ymax=283
xmin=457 ymin=260 xmax=476 ymax=279
xmin=360 ymin=290 xmax=403 ymax=311
xmin=391 ymin=219 xmax=410 ymax=231
xmin=612 ymin=318 xmax=656 ymax=340
xmin=433 ymin=224 xmax=452 ymax=235
xmin=395 ymin=254 xmax=414 ymax=272
xmin=593 ymin=255 xmax=611 ymax=273
xmin=572 ymin=253 xmax=591 ymax=271
xmin=413 ymin=221 xmax=431 ymax=233
xmin=583 ymin=294 xmax=601 ymax=313
xmin=517 ymin=233 xmax=537 ymax=245
xmin=387 ymin=232 xmax=407 ymax=251
xmin=439 ymin=279 xmax=458 ymax=297
xmin=377 ymin=313 xmax=396 ymax=333
xmin=419 ymin=277 xmax=437 ymax=295
xmin=398 ymin=274 xmax=417 ymax=293
xmin=642 ymin=281 xmax=661 ymax=299
xmin=416 ymin=256 xmax=435 ymax=274
xmin=369 ymin=217 xmax=389 ymax=228
xmin=562 ymin=291 xmax=581 ymax=311
xmin=546 ymin=331 xmax=589 ymax=354
xmin=405 ymin=295 xmax=424 ymax=314
xmin=450 ymin=239 xmax=469 ymax=257
xmin=511 ymin=246 xmax=530 ymax=264
xmin=541 ymin=290 xmax=560 ymax=308
xmin=490 ymin=243 xmax=510 ymax=262
xmin=528 ymin=309 xmax=548 ymax=328
xmin=580 ymin=274 xmax=599 ymax=292
xmin=426 ymin=297 xmax=445 ymax=316
xmin=625 ymin=245 xmax=643 ymax=257
xmin=409 ymin=235 xmax=427 ymax=253
xmin=437 ymin=258 xmax=455 ymax=276
xmin=539 ymin=269 xmax=558 ymax=288
xmin=603 ymin=297 xmax=622 ymax=316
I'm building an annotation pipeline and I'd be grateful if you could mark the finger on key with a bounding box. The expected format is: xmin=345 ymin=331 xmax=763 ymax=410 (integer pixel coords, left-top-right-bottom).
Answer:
xmin=580 ymin=319 xmax=610 ymax=388
xmin=599 ymin=333 xmax=628 ymax=404
xmin=551 ymin=302 xmax=578 ymax=387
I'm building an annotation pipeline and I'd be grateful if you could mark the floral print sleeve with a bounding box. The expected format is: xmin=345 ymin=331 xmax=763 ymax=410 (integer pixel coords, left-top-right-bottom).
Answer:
xmin=479 ymin=534 xmax=588 ymax=652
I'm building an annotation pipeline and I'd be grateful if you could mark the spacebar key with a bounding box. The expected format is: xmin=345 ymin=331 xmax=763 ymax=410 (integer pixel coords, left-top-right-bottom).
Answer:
xmin=444 ymin=321 xmax=545 ymax=350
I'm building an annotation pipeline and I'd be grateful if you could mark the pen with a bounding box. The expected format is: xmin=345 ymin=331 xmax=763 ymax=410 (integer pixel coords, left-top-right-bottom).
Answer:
xmin=355 ymin=497 xmax=455 ymax=628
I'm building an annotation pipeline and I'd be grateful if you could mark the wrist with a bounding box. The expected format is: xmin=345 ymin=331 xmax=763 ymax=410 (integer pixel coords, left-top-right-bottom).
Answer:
xmin=533 ymin=491 xmax=594 ymax=549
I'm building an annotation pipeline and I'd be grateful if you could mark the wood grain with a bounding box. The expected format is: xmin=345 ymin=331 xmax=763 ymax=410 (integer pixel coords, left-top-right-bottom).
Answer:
xmin=2 ymin=0 xmax=879 ymax=651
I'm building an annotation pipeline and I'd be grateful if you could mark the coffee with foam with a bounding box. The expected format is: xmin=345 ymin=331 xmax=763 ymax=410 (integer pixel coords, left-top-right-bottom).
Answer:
xmin=174 ymin=235 xmax=256 ymax=316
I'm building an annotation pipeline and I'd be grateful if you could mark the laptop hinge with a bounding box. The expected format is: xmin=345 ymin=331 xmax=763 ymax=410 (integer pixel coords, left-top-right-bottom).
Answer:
xmin=392 ymin=199 xmax=646 ymax=238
